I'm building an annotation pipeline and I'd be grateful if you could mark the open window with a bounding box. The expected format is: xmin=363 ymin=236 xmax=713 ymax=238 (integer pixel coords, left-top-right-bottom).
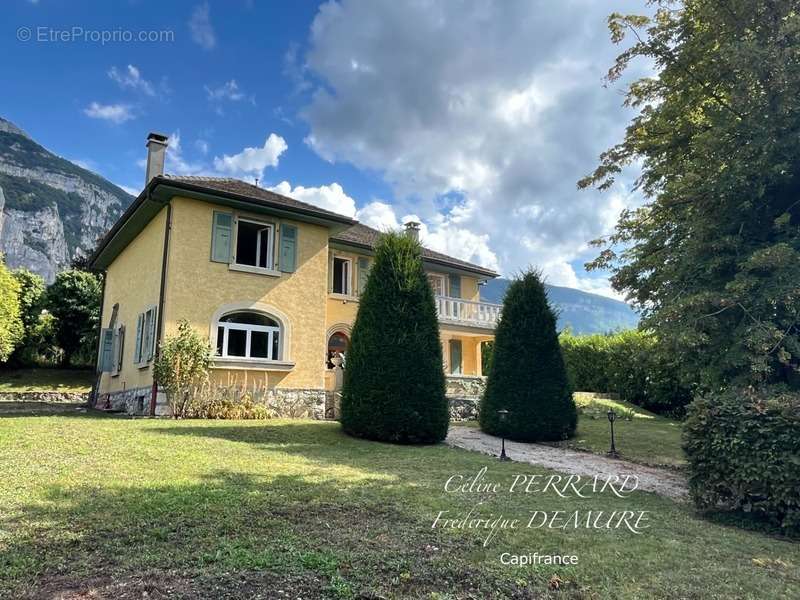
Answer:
xmin=235 ymin=219 xmax=274 ymax=269
xmin=332 ymin=257 xmax=352 ymax=295
xmin=215 ymin=311 xmax=282 ymax=361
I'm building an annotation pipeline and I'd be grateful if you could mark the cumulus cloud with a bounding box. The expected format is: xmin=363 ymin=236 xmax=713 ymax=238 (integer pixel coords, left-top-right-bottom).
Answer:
xmin=213 ymin=134 xmax=288 ymax=179
xmin=189 ymin=2 xmax=216 ymax=50
xmin=300 ymin=0 xmax=644 ymax=296
xmin=108 ymin=65 xmax=154 ymax=96
xmin=270 ymin=181 xmax=357 ymax=217
xmin=83 ymin=102 xmax=134 ymax=123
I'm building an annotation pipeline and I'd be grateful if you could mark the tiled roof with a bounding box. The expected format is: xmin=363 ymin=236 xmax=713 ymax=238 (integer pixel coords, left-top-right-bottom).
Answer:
xmin=332 ymin=223 xmax=498 ymax=278
xmin=165 ymin=175 xmax=497 ymax=278
xmin=162 ymin=175 xmax=356 ymax=224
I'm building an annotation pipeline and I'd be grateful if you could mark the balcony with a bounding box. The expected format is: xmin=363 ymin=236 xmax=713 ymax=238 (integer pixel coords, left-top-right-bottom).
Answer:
xmin=435 ymin=296 xmax=501 ymax=330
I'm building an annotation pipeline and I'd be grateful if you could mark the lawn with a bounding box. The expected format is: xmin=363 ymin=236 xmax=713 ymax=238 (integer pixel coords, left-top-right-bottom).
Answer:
xmin=0 ymin=368 xmax=94 ymax=393
xmin=1 ymin=412 xmax=798 ymax=599
xmin=548 ymin=394 xmax=687 ymax=468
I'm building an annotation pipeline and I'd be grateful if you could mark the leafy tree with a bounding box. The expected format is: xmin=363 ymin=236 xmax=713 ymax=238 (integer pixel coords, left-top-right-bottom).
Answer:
xmin=153 ymin=319 xmax=211 ymax=418
xmin=341 ymin=231 xmax=448 ymax=443
xmin=0 ymin=256 xmax=23 ymax=363
xmin=580 ymin=2 xmax=800 ymax=389
xmin=10 ymin=269 xmax=48 ymax=365
xmin=45 ymin=269 xmax=101 ymax=367
xmin=480 ymin=270 xmax=576 ymax=442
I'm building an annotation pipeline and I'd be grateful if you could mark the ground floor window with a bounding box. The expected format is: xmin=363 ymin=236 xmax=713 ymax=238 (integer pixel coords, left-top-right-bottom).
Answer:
xmin=216 ymin=312 xmax=281 ymax=361
xmin=327 ymin=331 xmax=349 ymax=368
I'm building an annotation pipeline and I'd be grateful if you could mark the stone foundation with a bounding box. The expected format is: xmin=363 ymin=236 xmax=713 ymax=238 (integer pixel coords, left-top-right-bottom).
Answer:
xmin=96 ymin=386 xmax=153 ymax=415
xmin=446 ymin=375 xmax=485 ymax=421
xmin=0 ymin=391 xmax=90 ymax=404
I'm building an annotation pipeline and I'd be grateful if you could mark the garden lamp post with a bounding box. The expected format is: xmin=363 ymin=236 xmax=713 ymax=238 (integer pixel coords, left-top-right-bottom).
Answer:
xmin=607 ymin=409 xmax=619 ymax=458
xmin=497 ymin=409 xmax=510 ymax=461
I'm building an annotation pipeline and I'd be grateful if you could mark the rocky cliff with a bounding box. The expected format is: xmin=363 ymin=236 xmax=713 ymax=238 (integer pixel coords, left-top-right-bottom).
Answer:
xmin=0 ymin=117 xmax=134 ymax=281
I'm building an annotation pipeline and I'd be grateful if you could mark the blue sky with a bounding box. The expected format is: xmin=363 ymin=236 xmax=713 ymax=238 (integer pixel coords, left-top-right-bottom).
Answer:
xmin=3 ymin=0 xmax=645 ymax=299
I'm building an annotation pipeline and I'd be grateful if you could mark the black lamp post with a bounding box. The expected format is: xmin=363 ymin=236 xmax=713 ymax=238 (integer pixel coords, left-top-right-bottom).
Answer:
xmin=607 ymin=409 xmax=619 ymax=458
xmin=497 ymin=409 xmax=510 ymax=461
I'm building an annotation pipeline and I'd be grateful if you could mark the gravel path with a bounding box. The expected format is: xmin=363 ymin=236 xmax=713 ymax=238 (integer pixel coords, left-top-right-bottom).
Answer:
xmin=445 ymin=425 xmax=689 ymax=501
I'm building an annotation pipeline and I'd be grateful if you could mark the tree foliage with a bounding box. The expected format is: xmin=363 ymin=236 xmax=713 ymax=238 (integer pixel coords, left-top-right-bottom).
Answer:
xmin=581 ymin=1 xmax=800 ymax=389
xmin=0 ymin=256 xmax=24 ymax=363
xmin=9 ymin=269 xmax=50 ymax=365
xmin=153 ymin=320 xmax=211 ymax=418
xmin=45 ymin=269 xmax=101 ymax=366
xmin=340 ymin=232 xmax=448 ymax=443
xmin=480 ymin=271 xmax=577 ymax=442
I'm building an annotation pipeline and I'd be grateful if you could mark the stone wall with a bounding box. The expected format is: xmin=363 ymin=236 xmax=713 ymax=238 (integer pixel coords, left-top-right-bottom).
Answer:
xmin=446 ymin=375 xmax=485 ymax=421
xmin=0 ymin=391 xmax=89 ymax=404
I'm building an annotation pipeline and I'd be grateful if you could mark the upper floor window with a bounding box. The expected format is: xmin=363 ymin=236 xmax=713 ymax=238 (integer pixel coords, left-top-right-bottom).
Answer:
xmin=215 ymin=312 xmax=281 ymax=361
xmin=235 ymin=219 xmax=274 ymax=269
xmin=332 ymin=257 xmax=351 ymax=295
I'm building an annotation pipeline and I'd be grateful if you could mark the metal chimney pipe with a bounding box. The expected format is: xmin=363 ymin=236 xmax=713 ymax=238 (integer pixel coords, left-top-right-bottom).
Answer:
xmin=145 ymin=132 xmax=169 ymax=186
xmin=404 ymin=221 xmax=421 ymax=242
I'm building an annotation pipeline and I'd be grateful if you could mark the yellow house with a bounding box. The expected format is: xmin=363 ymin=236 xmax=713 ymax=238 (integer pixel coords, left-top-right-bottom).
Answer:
xmin=89 ymin=133 xmax=500 ymax=416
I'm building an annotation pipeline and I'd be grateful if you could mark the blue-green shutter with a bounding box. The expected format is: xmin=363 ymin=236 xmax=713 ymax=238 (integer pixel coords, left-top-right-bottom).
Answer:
xmin=279 ymin=224 xmax=297 ymax=272
xmin=449 ymin=339 xmax=463 ymax=374
xmin=211 ymin=212 xmax=233 ymax=263
xmin=146 ymin=308 xmax=157 ymax=361
xmin=99 ymin=328 xmax=114 ymax=372
xmin=357 ymin=257 xmax=371 ymax=294
xmin=448 ymin=274 xmax=461 ymax=299
xmin=134 ymin=314 xmax=144 ymax=364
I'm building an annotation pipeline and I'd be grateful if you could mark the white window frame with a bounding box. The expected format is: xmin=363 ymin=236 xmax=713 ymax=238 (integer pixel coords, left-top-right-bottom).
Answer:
xmin=427 ymin=273 xmax=446 ymax=297
xmin=216 ymin=316 xmax=281 ymax=362
xmin=134 ymin=305 xmax=157 ymax=368
xmin=231 ymin=217 xmax=277 ymax=274
xmin=332 ymin=256 xmax=352 ymax=296
xmin=111 ymin=324 xmax=124 ymax=377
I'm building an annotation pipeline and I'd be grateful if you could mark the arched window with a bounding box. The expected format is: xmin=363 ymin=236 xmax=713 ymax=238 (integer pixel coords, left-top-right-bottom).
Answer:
xmin=215 ymin=312 xmax=281 ymax=361
xmin=326 ymin=331 xmax=349 ymax=368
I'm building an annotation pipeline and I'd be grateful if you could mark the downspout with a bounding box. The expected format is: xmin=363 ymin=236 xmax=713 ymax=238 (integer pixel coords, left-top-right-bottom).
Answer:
xmin=149 ymin=199 xmax=172 ymax=416
xmin=90 ymin=272 xmax=107 ymax=408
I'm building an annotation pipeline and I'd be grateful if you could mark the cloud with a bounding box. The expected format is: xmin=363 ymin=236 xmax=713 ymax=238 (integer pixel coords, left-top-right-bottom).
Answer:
xmin=213 ymin=134 xmax=288 ymax=179
xmin=83 ymin=102 xmax=134 ymax=124
xmin=189 ymin=2 xmax=216 ymax=50
xmin=164 ymin=130 xmax=207 ymax=175
xmin=204 ymin=79 xmax=255 ymax=105
xmin=108 ymin=65 xmax=154 ymax=96
xmin=118 ymin=184 xmax=140 ymax=197
xmin=270 ymin=181 xmax=357 ymax=217
xmin=300 ymin=0 xmax=644 ymax=294
xmin=195 ymin=139 xmax=210 ymax=155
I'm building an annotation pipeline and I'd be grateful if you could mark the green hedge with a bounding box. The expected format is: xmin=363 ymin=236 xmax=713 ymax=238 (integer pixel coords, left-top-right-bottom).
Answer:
xmin=559 ymin=330 xmax=692 ymax=418
xmin=683 ymin=386 xmax=800 ymax=534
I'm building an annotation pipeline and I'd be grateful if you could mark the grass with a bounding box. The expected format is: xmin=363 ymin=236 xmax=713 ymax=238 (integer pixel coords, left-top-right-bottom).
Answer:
xmin=1 ymin=411 xmax=798 ymax=599
xmin=0 ymin=368 xmax=94 ymax=393
xmin=548 ymin=394 xmax=687 ymax=469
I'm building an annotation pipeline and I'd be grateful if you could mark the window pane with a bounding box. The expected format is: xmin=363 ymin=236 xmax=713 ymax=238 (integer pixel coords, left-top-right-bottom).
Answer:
xmin=258 ymin=228 xmax=271 ymax=268
xmin=235 ymin=221 xmax=260 ymax=266
xmin=220 ymin=312 xmax=278 ymax=327
xmin=216 ymin=326 xmax=224 ymax=356
xmin=333 ymin=258 xmax=350 ymax=294
xmin=226 ymin=329 xmax=247 ymax=357
xmin=251 ymin=331 xmax=270 ymax=358
xmin=272 ymin=332 xmax=280 ymax=361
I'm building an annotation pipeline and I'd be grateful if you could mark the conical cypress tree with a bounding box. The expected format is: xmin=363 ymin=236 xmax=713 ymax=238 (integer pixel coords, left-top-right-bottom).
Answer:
xmin=340 ymin=231 xmax=448 ymax=443
xmin=479 ymin=270 xmax=577 ymax=441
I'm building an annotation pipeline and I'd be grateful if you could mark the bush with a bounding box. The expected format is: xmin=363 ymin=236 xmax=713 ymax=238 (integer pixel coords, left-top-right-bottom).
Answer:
xmin=341 ymin=231 xmax=448 ymax=443
xmin=560 ymin=330 xmax=692 ymax=418
xmin=480 ymin=270 xmax=577 ymax=442
xmin=0 ymin=256 xmax=23 ymax=363
xmin=683 ymin=386 xmax=800 ymax=535
xmin=45 ymin=269 xmax=101 ymax=367
xmin=153 ymin=320 xmax=212 ymax=418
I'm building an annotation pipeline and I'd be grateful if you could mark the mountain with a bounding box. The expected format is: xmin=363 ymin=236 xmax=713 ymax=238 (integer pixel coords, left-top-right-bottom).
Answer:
xmin=0 ymin=117 xmax=135 ymax=281
xmin=481 ymin=278 xmax=639 ymax=334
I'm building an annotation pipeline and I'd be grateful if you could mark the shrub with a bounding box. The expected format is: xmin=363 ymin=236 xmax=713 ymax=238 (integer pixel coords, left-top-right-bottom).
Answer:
xmin=341 ymin=231 xmax=448 ymax=443
xmin=560 ymin=330 xmax=692 ymax=418
xmin=683 ymin=386 xmax=800 ymax=534
xmin=0 ymin=256 xmax=23 ymax=363
xmin=9 ymin=269 xmax=52 ymax=366
xmin=480 ymin=270 xmax=577 ymax=442
xmin=45 ymin=269 xmax=101 ymax=367
xmin=153 ymin=320 xmax=211 ymax=418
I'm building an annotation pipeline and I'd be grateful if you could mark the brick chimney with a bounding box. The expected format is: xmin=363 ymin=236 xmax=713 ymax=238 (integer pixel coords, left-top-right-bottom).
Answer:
xmin=145 ymin=132 xmax=169 ymax=186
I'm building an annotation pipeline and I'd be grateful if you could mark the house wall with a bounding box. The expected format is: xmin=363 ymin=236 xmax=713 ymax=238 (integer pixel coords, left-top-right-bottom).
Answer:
xmin=162 ymin=196 xmax=330 ymax=391
xmin=97 ymin=206 xmax=167 ymax=398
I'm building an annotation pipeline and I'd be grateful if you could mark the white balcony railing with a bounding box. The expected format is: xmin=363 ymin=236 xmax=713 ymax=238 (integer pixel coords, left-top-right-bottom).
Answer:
xmin=435 ymin=295 xmax=501 ymax=329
